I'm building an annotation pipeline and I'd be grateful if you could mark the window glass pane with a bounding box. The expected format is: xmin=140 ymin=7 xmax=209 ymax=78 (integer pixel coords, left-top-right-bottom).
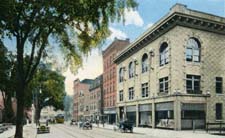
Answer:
xmin=186 ymin=80 xmax=192 ymax=90
xmin=216 ymin=77 xmax=223 ymax=94
xmin=216 ymin=103 xmax=222 ymax=120
xmin=186 ymin=48 xmax=192 ymax=61
xmin=193 ymin=49 xmax=199 ymax=56
xmin=194 ymin=81 xmax=200 ymax=90
xmin=193 ymin=56 xmax=199 ymax=62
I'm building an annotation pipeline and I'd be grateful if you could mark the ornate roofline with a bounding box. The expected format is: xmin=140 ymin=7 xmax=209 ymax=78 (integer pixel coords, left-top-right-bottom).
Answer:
xmin=114 ymin=4 xmax=225 ymax=64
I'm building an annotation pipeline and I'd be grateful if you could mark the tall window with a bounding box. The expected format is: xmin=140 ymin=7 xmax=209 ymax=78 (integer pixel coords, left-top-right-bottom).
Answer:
xmin=159 ymin=77 xmax=169 ymax=93
xmin=119 ymin=68 xmax=124 ymax=82
xmin=119 ymin=90 xmax=123 ymax=101
xmin=142 ymin=53 xmax=148 ymax=73
xmin=216 ymin=77 xmax=223 ymax=94
xmin=216 ymin=103 xmax=222 ymax=120
xmin=186 ymin=75 xmax=201 ymax=94
xmin=128 ymin=87 xmax=134 ymax=100
xmin=129 ymin=62 xmax=134 ymax=78
xmin=186 ymin=38 xmax=200 ymax=62
xmin=142 ymin=83 xmax=149 ymax=98
xmin=159 ymin=42 xmax=169 ymax=66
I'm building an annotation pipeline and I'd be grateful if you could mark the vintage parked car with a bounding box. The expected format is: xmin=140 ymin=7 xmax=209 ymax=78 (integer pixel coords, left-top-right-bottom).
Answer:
xmin=82 ymin=121 xmax=92 ymax=130
xmin=70 ymin=119 xmax=77 ymax=125
xmin=114 ymin=121 xmax=133 ymax=133
xmin=37 ymin=120 xmax=50 ymax=134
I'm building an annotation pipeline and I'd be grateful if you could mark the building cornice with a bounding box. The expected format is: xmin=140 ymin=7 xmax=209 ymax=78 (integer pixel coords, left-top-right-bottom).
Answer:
xmin=114 ymin=5 xmax=225 ymax=64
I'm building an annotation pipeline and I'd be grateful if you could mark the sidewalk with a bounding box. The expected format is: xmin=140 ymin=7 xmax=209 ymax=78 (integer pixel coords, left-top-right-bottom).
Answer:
xmin=92 ymin=123 xmax=221 ymax=138
xmin=1 ymin=124 xmax=37 ymax=138
xmin=23 ymin=124 xmax=37 ymax=138
xmin=0 ymin=125 xmax=15 ymax=138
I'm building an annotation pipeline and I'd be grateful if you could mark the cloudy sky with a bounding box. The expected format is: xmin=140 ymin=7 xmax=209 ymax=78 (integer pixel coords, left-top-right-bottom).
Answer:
xmin=64 ymin=0 xmax=225 ymax=95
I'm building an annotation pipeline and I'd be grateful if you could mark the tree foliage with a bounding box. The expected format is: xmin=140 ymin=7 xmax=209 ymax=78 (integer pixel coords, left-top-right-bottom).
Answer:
xmin=30 ymin=66 xmax=65 ymax=120
xmin=0 ymin=43 xmax=16 ymax=123
xmin=0 ymin=0 xmax=137 ymax=137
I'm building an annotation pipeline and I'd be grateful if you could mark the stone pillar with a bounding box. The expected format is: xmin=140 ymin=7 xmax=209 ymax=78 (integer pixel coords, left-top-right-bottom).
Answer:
xmin=152 ymin=102 xmax=155 ymax=128
xmin=174 ymin=96 xmax=181 ymax=130
xmin=123 ymin=106 xmax=127 ymax=121
xmin=136 ymin=104 xmax=139 ymax=127
xmin=116 ymin=107 xmax=119 ymax=124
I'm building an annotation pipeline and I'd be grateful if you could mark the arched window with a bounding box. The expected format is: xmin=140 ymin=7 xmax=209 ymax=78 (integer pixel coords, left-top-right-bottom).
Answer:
xmin=159 ymin=42 xmax=169 ymax=66
xmin=129 ymin=62 xmax=134 ymax=78
xmin=119 ymin=68 xmax=124 ymax=82
xmin=186 ymin=38 xmax=200 ymax=62
xmin=142 ymin=53 xmax=148 ymax=73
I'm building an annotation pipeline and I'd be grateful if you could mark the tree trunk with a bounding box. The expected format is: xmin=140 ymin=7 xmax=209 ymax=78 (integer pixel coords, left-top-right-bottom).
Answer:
xmin=37 ymin=108 xmax=41 ymax=121
xmin=14 ymin=85 xmax=25 ymax=138
xmin=14 ymin=66 xmax=26 ymax=138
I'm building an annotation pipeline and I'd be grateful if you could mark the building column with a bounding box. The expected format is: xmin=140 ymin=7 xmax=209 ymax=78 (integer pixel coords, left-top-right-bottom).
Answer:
xmin=136 ymin=104 xmax=139 ymax=127
xmin=116 ymin=107 xmax=119 ymax=124
xmin=174 ymin=96 xmax=181 ymax=130
xmin=123 ymin=106 xmax=127 ymax=121
xmin=152 ymin=102 xmax=155 ymax=128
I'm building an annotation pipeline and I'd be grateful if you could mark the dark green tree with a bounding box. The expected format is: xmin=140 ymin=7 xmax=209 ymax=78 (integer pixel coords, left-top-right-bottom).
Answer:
xmin=30 ymin=66 xmax=65 ymax=122
xmin=0 ymin=43 xmax=16 ymax=123
xmin=0 ymin=1 xmax=137 ymax=137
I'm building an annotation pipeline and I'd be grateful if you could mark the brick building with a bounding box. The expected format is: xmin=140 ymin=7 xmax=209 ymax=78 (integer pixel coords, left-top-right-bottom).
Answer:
xmin=89 ymin=75 xmax=103 ymax=122
xmin=115 ymin=4 xmax=225 ymax=130
xmin=102 ymin=38 xmax=130 ymax=124
xmin=73 ymin=79 xmax=94 ymax=121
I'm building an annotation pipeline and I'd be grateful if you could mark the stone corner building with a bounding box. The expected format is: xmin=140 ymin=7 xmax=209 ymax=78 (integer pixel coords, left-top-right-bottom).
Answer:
xmin=102 ymin=38 xmax=130 ymax=124
xmin=114 ymin=4 xmax=225 ymax=130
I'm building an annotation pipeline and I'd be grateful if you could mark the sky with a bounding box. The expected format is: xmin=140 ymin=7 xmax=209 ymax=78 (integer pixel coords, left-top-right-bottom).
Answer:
xmin=62 ymin=0 xmax=225 ymax=95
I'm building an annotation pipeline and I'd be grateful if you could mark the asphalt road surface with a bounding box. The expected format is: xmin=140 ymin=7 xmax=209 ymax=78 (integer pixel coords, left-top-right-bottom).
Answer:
xmin=36 ymin=124 xmax=152 ymax=138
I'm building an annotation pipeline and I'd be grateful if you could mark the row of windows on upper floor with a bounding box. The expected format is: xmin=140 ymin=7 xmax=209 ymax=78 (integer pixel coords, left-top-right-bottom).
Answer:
xmin=118 ymin=75 xmax=223 ymax=102
xmin=104 ymin=53 xmax=116 ymax=70
xmin=118 ymin=37 xmax=201 ymax=83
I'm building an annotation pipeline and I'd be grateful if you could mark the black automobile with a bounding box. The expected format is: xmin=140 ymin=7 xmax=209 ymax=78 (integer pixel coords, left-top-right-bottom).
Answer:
xmin=70 ymin=119 xmax=77 ymax=125
xmin=118 ymin=121 xmax=133 ymax=133
xmin=82 ymin=121 xmax=92 ymax=130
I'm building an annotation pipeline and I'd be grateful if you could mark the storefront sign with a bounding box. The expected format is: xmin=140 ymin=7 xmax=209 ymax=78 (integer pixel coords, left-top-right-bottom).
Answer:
xmin=156 ymin=102 xmax=173 ymax=111
xmin=126 ymin=105 xmax=136 ymax=112
xmin=181 ymin=103 xmax=205 ymax=111
xmin=139 ymin=104 xmax=152 ymax=112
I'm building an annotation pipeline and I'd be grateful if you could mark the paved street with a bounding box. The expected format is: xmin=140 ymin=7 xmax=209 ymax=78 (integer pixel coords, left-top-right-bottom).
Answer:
xmin=1 ymin=123 xmax=222 ymax=138
xmin=31 ymin=123 xmax=220 ymax=138
xmin=36 ymin=124 xmax=150 ymax=138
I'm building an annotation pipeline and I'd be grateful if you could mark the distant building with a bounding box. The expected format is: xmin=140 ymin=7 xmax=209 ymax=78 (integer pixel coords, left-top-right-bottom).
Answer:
xmin=0 ymin=91 xmax=17 ymax=123
xmin=89 ymin=75 xmax=103 ymax=122
xmin=73 ymin=79 xmax=94 ymax=121
xmin=102 ymin=38 xmax=130 ymax=124
xmin=115 ymin=4 xmax=225 ymax=130
xmin=0 ymin=91 xmax=4 ymax=122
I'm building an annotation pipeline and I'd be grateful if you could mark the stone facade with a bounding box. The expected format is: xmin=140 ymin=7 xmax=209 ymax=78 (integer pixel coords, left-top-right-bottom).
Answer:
xmin=102 ymin=38 xmax=130 ymax=124
xmin=115 ymin=4 xmax=225 ymax=130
